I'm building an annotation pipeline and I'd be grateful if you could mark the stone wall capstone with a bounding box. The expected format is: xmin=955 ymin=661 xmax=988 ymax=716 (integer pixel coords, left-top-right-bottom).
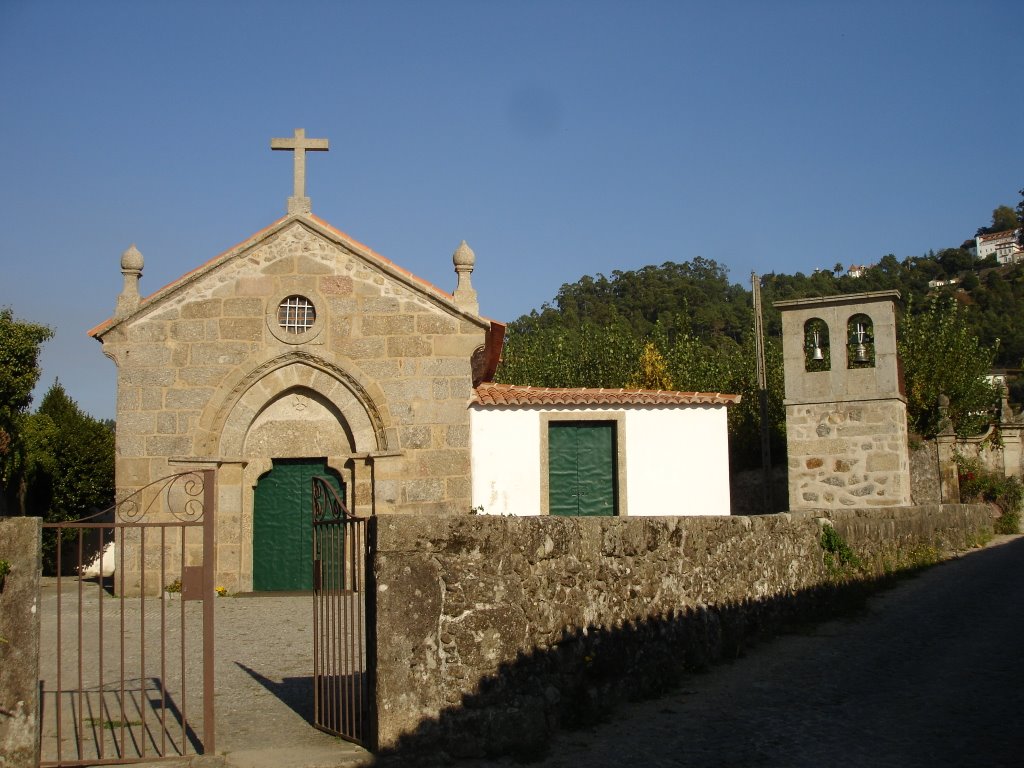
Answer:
xmin=370 ymin=506 xmax=993 ymax=759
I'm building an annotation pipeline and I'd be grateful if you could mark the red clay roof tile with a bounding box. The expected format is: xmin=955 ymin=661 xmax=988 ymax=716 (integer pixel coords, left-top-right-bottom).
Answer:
xmin=471 ymin=382 xmax=740 ymax=407
xmin=977 ymin=229 xmax=1019 ymax=242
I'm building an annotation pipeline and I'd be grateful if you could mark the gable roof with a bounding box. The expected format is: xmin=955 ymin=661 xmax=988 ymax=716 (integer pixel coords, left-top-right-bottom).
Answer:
xmin=89 ymin=213 xmax=493 ymax=339
xmin=977 ymin=229 xmax=1019 ymax=243
xmin=471 ymin=382 xmax=740 ymax=407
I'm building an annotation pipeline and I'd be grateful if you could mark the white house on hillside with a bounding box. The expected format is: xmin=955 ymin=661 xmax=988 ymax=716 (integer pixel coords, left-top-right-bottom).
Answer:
xmin=847 ymin=264 xmax=872 ymax=278
xmin=469 ymin=383 xmax=739 ymax=517
xmin=974 ymin=229 xmax=1022 ymax=264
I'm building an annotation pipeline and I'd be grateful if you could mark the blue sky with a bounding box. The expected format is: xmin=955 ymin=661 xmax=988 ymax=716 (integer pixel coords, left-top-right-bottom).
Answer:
xmin=1 ymin=1 xmax=1022 ymax=420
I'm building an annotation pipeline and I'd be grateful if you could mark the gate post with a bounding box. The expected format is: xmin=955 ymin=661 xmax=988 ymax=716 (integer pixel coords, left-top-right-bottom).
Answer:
xmin=202 ymin=468 xmax=216 ymax=754
xmin=0 ymin=517 xmax=41 ymax=768
xmin=365 ymin=514 xmax=378 ymax=752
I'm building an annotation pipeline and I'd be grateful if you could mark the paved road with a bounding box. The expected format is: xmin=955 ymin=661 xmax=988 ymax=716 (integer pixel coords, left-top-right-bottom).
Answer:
xmin=465 ymin=535 xmax=1024 ymax=768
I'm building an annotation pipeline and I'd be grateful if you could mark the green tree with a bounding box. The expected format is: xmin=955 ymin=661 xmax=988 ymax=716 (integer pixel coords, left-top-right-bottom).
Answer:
xmin=936 ymin=247 xmax=975 ymax=277
xmin=976 ymin=205 xmax=1019 ymax=236
xmin=0 ymin=307 xmax=53 ymax=513
xmin=23 ymin=381 xmax=115 ymax=524
xmin=898 ymin=296 xmax=998 ymax=436
xmin=496 ymin=319 xmax=642 ymax=389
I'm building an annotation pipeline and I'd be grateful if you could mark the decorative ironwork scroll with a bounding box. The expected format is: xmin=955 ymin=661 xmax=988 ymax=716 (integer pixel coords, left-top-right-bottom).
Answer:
xmin=71 ymin=471 xmax=210 ymax=524
xmin=312 ymin=474 xmax=352 ymax=522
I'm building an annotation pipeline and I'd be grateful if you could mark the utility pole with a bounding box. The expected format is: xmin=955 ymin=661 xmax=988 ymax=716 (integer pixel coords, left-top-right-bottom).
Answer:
xmin=752 ymin=272 xmax=774 ymax=513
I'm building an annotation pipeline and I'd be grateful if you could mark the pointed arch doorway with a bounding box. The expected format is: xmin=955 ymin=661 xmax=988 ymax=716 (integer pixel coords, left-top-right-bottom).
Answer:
xmin=253 ymin=458 xmax=345 ymax=591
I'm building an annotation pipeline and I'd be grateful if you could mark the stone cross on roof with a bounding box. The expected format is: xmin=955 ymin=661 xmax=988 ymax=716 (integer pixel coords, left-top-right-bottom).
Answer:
xmin=271 ymin=128 xmax=329 ymax=215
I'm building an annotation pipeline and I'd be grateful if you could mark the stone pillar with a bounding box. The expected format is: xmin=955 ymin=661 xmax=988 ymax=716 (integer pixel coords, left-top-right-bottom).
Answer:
xmin=369 ymin=452 xmax=405 ymax=515
xmin=0 ymin=517 xmax=41 ymax=768
xmin=1000 ymin=424 xmax=1022 ymax=478
xmin=935 ymin=433 xmax=960 ymax=503
xmin=216 ymin=461 xmax=245 ymax=592
xmin=351 ymin=456 xmax=375 ymax=514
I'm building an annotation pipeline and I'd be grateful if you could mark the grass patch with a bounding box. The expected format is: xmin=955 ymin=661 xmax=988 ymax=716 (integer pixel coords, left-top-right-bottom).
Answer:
xmin=820 ymin=524 xmax=863 ymax=579
xmin=86 ymin=717 xmax=143 ymax=729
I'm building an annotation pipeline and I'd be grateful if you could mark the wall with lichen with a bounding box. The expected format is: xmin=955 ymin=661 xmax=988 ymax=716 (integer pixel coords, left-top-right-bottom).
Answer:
xmin=370 ymin=504 xmax=992 ymax=758
xmin=0 ymin=517 xmax=41 ymax=768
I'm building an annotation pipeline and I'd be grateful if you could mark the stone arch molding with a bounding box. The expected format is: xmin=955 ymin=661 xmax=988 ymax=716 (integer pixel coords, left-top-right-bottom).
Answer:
xmin=198 ymin=351 xmax=390 ymax=457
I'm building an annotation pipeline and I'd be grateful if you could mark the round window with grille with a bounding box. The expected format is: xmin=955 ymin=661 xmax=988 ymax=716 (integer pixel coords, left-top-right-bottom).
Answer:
xmin=277 ymin=295 xmax=316 ymax=334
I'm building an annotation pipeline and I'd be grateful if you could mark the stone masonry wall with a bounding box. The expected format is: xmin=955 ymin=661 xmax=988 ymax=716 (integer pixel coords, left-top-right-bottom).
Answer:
xmin=371 ymin=505 xmax=991 ymax=757
xmin=102 ymin=220 xmax=486 ymax=592
xmin=108 ymin=221 xmax=483 ymax=512
xmin=0 ymin=517 xmax=41 ymax=768
xmin=786 ymin=399 xmax=911 ymax=510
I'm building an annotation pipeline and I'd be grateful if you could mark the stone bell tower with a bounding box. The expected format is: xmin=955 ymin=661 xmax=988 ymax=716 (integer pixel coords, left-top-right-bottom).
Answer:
xmin=775 ymin=290 xmax=911 ymax=510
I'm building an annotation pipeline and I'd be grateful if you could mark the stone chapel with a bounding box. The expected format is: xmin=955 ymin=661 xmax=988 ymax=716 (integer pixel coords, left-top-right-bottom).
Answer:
xmin=90 ymin=129 xmax=504 ymax=592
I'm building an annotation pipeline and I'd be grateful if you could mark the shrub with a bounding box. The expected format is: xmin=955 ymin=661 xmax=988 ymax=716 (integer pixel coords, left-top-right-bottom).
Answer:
xmin=955 ymin=454 xmax=1022 ymax=534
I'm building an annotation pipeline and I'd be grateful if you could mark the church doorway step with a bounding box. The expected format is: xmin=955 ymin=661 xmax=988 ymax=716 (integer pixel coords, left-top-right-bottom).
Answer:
xmin=253 ymin=459 xmax=344 ymax=592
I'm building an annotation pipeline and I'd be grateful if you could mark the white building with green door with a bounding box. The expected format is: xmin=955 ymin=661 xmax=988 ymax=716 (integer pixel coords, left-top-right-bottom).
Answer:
xmin=470 ymin=383 xmax=739 ymax=517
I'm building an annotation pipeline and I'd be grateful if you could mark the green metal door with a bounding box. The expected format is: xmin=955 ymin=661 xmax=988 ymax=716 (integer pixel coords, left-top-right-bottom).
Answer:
xmin=253 ymin=459 xmax=344 ymax=591
xmin=548 ymin=422 xmax=616 ymax=516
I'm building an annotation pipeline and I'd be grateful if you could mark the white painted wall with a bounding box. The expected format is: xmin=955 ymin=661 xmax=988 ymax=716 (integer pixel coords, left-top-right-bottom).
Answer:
xmin=470 ymin=405 xmax=732 ymax=517
xmin=624 ymin=406 xmax=731 ymax=516
xmin=470 ymin=407 xmax=542 ymax=515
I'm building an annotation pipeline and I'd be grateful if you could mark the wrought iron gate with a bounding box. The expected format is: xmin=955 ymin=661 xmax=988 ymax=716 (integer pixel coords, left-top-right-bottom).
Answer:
xmin=311 ymin=475 xmax=372 ymax=747
xmin=39 ymin=470 xmax=216 ymax=767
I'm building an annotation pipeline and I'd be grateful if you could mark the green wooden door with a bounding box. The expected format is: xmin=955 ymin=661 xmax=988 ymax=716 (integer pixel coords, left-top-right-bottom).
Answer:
xmin=548 ymin=422 xmax=616 ymax=516
xmin=253 ymin=459 xmax=344 ymax=591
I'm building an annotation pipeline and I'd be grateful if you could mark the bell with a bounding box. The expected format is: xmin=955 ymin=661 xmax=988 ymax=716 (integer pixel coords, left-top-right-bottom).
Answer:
xmin=855 ymin=343 xmax=868 ymax=363
xmin=812 ymin=345 xmax=824 ymax=361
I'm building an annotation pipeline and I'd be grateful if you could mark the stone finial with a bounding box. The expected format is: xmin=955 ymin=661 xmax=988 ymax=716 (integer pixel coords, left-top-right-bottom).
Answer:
xmin=936 ymin=392 xmax=955 ymax=436
xmin=452 ymin=240 xmax=478 ymax=314
xmin=116 ymin=244 xmax=144 ymax=317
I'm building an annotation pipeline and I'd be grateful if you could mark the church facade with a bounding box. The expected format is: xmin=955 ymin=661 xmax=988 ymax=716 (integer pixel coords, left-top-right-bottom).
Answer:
xmin=90 ymin=130 xmax=740 ymax=595
xmin=90 ymin=130 xmax=503 ymax=592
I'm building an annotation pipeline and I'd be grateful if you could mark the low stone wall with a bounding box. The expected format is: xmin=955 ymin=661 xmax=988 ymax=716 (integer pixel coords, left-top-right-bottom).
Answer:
xmin=0 ymin=517 xmax=41 ymax=768
xmin=371 ymin=505 xmax=992 ymax=759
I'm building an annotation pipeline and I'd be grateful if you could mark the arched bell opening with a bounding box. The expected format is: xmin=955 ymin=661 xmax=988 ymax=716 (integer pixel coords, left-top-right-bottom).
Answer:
xmin=804 ymin=317 xmax=830 ymax=372
xmin=847 ymin=313 xmax=875 ymax=368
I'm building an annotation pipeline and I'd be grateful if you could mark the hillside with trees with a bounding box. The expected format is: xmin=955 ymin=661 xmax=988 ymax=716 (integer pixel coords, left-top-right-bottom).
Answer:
xmin=495 ymin=191 xmax=1024 ymax=469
